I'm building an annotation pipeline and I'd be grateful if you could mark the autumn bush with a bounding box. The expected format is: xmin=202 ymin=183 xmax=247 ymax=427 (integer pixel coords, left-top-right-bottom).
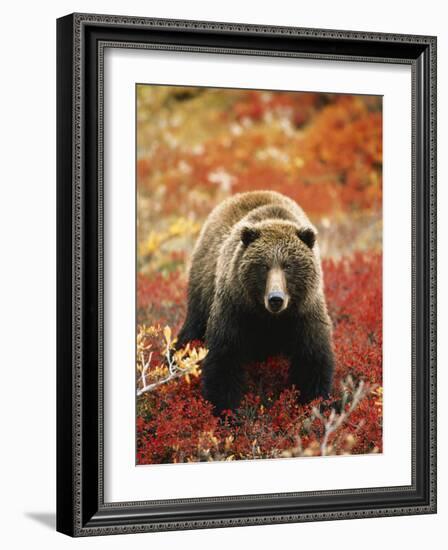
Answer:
xmin=136 ymin=86 xmax=383 ymax=464
xmin=136 ymin=252 xmax=382 ymax=464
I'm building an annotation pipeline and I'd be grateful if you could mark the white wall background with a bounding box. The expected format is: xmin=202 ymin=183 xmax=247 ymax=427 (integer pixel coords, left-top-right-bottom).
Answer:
xmin=0 ymin=1 xmax=445 ymax=548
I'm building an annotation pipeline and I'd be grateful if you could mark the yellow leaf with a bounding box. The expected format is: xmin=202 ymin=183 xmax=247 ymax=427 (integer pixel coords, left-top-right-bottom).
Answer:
xmin=163 ymin=325 xmax=172 ymax=346
xmin=294 ymin=157 xmax=305 ymax=169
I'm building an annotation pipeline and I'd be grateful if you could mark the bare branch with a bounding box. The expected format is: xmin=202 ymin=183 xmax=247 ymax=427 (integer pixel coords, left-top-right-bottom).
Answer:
xmin=319 ymin=379 xmax=369 ymax=456
xmin=136 ymin=325 xmax=207 ymax=396
xmin=140 ymin=350 xmax=153 ymax=391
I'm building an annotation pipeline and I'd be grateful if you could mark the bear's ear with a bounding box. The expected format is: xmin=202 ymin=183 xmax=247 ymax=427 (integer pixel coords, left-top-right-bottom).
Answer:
xmin=297 ymin=227 xmax=316 ymax=249
xmin=241 ymin=226 xmax=260 ymax=247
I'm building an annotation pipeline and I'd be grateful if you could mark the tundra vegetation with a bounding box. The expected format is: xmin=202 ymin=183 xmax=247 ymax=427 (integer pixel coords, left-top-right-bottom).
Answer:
xmin=136 ymin=86 xmax=382 ymax=464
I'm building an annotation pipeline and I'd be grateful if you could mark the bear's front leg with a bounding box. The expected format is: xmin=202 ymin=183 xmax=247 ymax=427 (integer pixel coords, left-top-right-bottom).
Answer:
xmin=201 ymin=346 xmax=244 ymax=414
xmin=176 ymin=287 xmax=208 ymax=349
xmin=289 ymin=315 xmax=334 ymax=403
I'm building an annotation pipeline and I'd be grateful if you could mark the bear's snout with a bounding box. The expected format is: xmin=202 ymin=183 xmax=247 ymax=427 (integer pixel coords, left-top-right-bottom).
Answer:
xmin=267 ymin=292 xmax=285 ymax=312
xmin=264 ymin=267 xmax=289 ymax=314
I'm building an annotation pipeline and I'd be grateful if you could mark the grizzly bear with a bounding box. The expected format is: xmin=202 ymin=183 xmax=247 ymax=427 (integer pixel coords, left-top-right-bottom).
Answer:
xmin=177 ymin=190 xmax=334 ymax=414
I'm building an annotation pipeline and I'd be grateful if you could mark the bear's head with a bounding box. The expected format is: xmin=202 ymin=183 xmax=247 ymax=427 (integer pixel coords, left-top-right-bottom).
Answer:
xmin=238 ymin=221 xmax=320 ymax=315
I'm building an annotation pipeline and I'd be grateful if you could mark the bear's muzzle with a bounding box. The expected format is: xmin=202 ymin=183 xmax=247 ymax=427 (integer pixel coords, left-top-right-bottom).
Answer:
xmin=264 ymin=267 xmax=289 ymax=314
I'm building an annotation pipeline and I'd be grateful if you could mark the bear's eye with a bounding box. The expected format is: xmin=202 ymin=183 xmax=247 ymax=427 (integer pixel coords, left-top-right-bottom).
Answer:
xmin=283 ymin=263 xmax=293 ymax=271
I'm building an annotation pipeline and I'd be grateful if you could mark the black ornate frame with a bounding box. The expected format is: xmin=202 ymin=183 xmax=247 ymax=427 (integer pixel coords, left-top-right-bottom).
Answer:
xmin=56 ymin=13 xmax=437 ymax=537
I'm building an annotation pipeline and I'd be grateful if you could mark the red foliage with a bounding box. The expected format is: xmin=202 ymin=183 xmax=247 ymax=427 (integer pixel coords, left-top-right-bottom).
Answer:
xmin=137 ymin=93 xmax=382 ymax=218
xmin=231 ymin=90 xmax=322 ymax=125
xmin=137 ymin=385 xmax=219 ymax=464
xmin=136 ymin=252 xmax=382 ymax=464
xmin=137 ymin=271 xmax=186 ymax=332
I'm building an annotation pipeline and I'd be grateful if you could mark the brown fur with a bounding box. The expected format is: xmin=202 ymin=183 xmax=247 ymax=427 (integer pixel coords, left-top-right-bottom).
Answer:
xmin=178 ymin=190 xmax=334 ymax=413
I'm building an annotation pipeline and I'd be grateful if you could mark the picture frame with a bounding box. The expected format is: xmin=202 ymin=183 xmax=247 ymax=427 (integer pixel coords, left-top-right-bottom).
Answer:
xmin=56 ymin=12 xmax=437 ymax=537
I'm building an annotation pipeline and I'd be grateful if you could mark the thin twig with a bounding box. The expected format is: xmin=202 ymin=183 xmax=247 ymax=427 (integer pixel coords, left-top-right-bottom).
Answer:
xmin=137 ymin=337 xmax=205 ymax=396
xmin=316 ymin=380 xmax=367 ymax=456
xmin=140 ymin=350 xmax=153 ymax=391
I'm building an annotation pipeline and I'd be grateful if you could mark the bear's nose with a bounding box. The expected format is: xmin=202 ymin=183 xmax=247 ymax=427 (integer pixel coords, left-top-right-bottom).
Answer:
xmin=268 ymin=292 xmax=285 ymax=312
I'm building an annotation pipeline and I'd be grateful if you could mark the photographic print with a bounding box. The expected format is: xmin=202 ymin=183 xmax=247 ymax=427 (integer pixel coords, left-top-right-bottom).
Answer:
xmin=136 ymin=85 xmax=383 ymax=465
